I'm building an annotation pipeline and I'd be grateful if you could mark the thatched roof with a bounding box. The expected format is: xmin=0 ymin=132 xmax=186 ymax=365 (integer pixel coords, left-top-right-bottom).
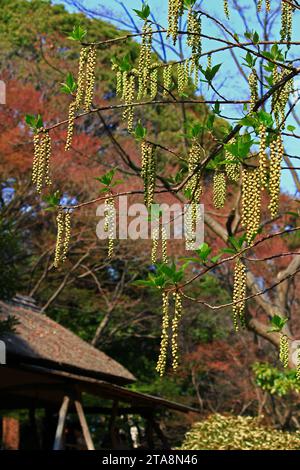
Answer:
xmin=0 ymin=298 xmax=135 ymax=385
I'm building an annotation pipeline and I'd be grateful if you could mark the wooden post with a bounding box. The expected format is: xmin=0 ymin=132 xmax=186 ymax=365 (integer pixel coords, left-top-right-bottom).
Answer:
xmin=53 ymin=395 xmax=70 ymax=450
xmin=74 ymin=398 xmax=95 ymax=450
xmin=109 ymin=400 xmax=119 ymax=449
xmin=145 ymin=414 xmax=154 ymax=449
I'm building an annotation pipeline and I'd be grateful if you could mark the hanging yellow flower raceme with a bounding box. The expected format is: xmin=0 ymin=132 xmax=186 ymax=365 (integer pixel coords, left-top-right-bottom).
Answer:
xmin=296 ymin=349 xmax=300 ymax=381
xmin=187 ymin=9 xmax=202 ymax=68
xmin=232 ymin=257 xmax=246 ymax=331
xmin=223 ymin=0 xmax=230 ymax=19
xmin=281 ymin=0 xmax=293 ymax=44
xmin=248 ymin=69 xmax=258 ymax=113
xmin=122 ymin=73 xmax=135 ymax=132
xmin=141 ymin=140 xmax=157 ymax=208
xmin=171 ymin=291 xmax=183 ymax=371
xmin=167 ymin=0 xmax=184 ymax=45
xmin=84 ymin=45 xmax=97 ymax=111
xmin=225 ymin=141 xmax=240 ymax=182
xmin=104 ymin=195 xmax=115 ymax=259
xmin=75 ymin=46 xmax=88 ymax=110
xmin=241 ymin=167 xmax=261 ymax=244
xmin=258 ymin=124 xmax=268 ymax=189
xmin=177 ymin=60 xmax=189 ymax=95
xmin=32 ymin=129 xmax=52 ymax=193
xmin=268 ymin=133 xmax=284 ymax=219
xmin=54 ymin=210 xmax=72 ymax=268
xmin=272 ymin=67 xmax=293 ymax=127
xmin=163 ymin=64 xmax=173 ymax=97
xmin=150 ymin=66 xmax=158 ymax=100
xmin=65 ymin=101 xmax=76 ymax=151
xmin=151 ymin=225 xmax=168 ymax=265
xmin=185 ymin=140 xmax=203 ymax=249
xmin=156 ymin=291 xmax=170 ymax=376
xmin=213 ymin=171 xmax=226 ymax=209
xmin=151 ymin=226 xmax=159 ymax=265
xmin=279 ymin=333 xmax=289 ymax=368
xmin=138 ymin=21 xmax=153 ymax=99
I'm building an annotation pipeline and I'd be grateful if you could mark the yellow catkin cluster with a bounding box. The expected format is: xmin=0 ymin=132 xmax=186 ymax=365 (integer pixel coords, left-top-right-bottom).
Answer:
xmin=213 ymin=171 xmax=226 ymax=209
xmin=268 ymin=133 xmax=283 ymax=218
xmin=207 ymin=54 xmax=212 ymax=69
xmin=54 ymin=210 xmax=71 ymax=268
xmin=116 ymin=69 xmax=123 ymax=97
xmin=138 ymin=21 xmax=153 ymax=99
xmin=187 ymin=140 xmax=203 ymax=200
xmin=65 ymin=101 xmax=76 ymax=151
xmin=225 ymin=145 xmax=240 ymax=182
xmin=156 ymin=291 xmax=170 ymax=376
xmin=248 ymin=69 xmax=258 ymax=112
xmin=167 ymin=0 xmax=184 ymax=45
xmin=151 ymin=225 xmax=168 ymax=264
xmin=272 ymin=67 xmax=293 ymax=126
xmin=65 ymin=45 xmax=97 ymax=149
xmin=279 ymin=333 xmax=289 ymax=368
xmin=150 ymin=67 xmax=158 ymax=100
xmin=185 ymin=140 xmax=203 ymax=247
xmin=122 ymin=72 xmax=135 ymax=132
xmin=281 ymin=0 xmax=293 ymax=44
xmin=32 ymin=129 xmax=52 ymax=193
xmin=141 ymin=140 xmax=156 ymax=208
xmin=177 ymin=60 xmax=189 ymax=95
xmin=84 ymin=45 xmax=97 ymax=111
xmin=73 ymin=45 xmax=97 ymax=112
xmin=161 ymin=226 xmax=168 ymax=264
xmin=104 ymin=196 xmax=115 ymax=259
xmin=163 ymin=64 xmax=173 ymax=97
xmin=232 ymin=257 xmax=246 ymax=331
xmin=171 ymin=291 xmax=182 ymax=371
xmin=151 ymin=227 xmax=159 ymax=264
xmin=224 ymin=0 xmax=230 ymax=18
xmin=258 ymin=124 xmax=268 ymax=189
xmin=257 ymin=0 xmax=271 ymax=12
xmin=75 ymin=46 xmax=88 ymax=109
xmin=187 ymin=9 xmax=202 ymax=65
xmin=242 ymin=167 xmax=261 ymax=244
xmin=296 ymin=349 xmax=300 ymax=381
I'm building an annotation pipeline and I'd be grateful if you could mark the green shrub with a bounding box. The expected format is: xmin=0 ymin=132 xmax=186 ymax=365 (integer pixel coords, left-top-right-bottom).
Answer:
xmin=180 ymin=414 xmax=300 ymax=450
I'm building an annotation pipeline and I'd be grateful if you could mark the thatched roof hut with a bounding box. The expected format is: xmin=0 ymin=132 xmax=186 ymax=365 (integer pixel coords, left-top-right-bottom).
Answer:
xmin=0 ymin=296 xmax=198 ymax=450
xmin=0 ymin=297 xmax=135 ymax=385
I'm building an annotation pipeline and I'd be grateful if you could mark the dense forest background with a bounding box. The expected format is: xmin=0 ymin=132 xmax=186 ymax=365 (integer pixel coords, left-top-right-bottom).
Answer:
xmin=1 ymin=0 xmax=300 ymax=439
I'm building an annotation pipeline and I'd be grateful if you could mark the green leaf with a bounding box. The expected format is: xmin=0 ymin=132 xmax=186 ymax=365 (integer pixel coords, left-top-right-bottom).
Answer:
xmin=196 ymin=242 xmax=212 ymax=262
xmin=25 ymin=114 xmax=43 ymax=131
xmin=131 ymin=279 xmax=155 ymax=287
xmin=203 ymin=63 xmax=222 ymax=83
xmin=133 ymin=4 xmax=150 ymax=20
xmin=210 ymin=254 xmax=223 ymax=263
xmin=95 ymin=169 xmax=117 ymax=187
xmin=225 ymin=133 xmax=253 ymax=159
xmin=68 ymin=25 xmax=87 ymax=42
xmin=61 ymin=72 xmax=77 ymax=94
xmin=183 ymin=0 xmax=197 ymax=9
xmin=43 ymin=191 xmax=61 ymax=211
xmin=212 ymin=101 xmax=221 ymax=115
xmin=268 ymin=315 xmax=288 ymax=333
xmin=134 ymin=121 xmax=147 ymax=140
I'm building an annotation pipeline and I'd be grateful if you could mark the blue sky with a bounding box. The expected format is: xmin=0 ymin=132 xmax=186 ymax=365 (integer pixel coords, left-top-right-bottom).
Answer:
xmin=55 ymin=0 xmax=300 ymax=194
